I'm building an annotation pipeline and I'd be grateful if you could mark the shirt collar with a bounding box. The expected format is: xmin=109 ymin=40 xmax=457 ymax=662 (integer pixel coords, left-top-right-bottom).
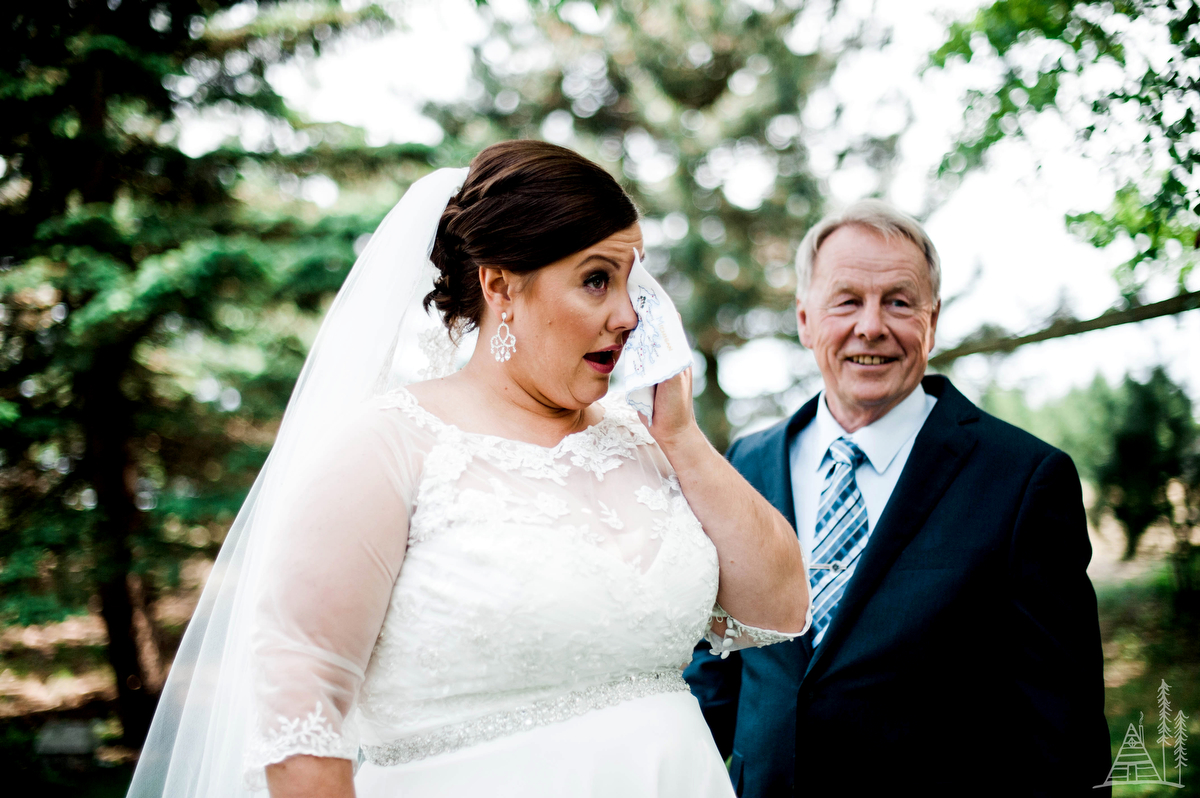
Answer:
xmin=812 ymin=383 xmax=929 ymax=475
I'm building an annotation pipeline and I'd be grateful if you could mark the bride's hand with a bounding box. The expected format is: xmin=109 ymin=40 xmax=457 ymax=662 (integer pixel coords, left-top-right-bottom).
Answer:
xmin=637 ymin=367 xmax=702 ymax=452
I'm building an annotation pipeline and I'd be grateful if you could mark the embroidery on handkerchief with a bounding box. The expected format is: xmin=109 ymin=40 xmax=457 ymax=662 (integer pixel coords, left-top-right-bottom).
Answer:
xmin=622 ymin=249 xmax=692 ymax=422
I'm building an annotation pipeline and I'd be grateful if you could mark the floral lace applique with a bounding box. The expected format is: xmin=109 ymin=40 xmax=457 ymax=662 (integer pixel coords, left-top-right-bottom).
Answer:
xmin=705 ymin=603 xmax=806 ymax=659
xmin=383 ymin=388 xmax=663 ymax=546
xmin=375 ymin=387 xmax=434 ymax=428
xmin=244 ymin=702 xmax=358 ymax=791
xmin=417 ymin=327 xmax=460 ymax=380
xmin=472 ymin=437 xmax=573 ymax=484
xmin=533 ymin=491 xmax=571 ymax=520
xmin=635 ymin=475 xmax=680 ymax=512
xmin=597 ymin=501 xmax=624 ymax=530
xmin=452 ymin=481 xmax=573 ymax=528
xmin=559 ymin=414 xmax=642 ymax=479
xmin=566 ymin=523 xmax=606 ymax=547
xmin=407 ymin=437 xmax=474 ymax=544
xmin=599 ymin=397 xmax=657 ymax=447
xmin=380 ymin=387 xmax=648 ymax=484
xmin=634 ymin=485 xmax=670 ymax=513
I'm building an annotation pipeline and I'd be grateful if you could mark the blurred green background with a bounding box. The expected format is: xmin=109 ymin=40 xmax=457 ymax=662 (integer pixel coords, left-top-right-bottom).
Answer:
xmin=1 ymin=0 xmax=1197 ymax=794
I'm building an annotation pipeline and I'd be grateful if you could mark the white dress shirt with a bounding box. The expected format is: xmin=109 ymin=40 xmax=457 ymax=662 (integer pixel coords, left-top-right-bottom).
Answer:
xmin=789 ymin=384 xmax=938 ymax=566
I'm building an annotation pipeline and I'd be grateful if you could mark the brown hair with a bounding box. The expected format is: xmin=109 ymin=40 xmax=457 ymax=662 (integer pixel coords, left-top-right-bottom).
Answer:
xmin=424 ymin=140 xmax=639 ymax=337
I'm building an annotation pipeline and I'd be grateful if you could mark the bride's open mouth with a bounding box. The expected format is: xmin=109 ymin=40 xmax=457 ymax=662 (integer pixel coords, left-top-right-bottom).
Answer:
xmin=583 ymin=346 xmax=621 ymax=375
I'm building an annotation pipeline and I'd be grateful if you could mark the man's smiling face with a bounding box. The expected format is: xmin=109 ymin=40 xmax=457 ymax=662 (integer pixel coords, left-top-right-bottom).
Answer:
xmin=797 ymin=224 xmax=940 ymax=432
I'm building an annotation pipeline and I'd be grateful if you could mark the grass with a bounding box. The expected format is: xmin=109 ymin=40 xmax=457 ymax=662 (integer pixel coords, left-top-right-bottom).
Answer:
xmin=1096 ymin=565 xmax=1200 ymax=796
xmin=0 ymin=710 xmax=135 ymax=798
xmin=0 ymin=643 xmax=110 ymax=679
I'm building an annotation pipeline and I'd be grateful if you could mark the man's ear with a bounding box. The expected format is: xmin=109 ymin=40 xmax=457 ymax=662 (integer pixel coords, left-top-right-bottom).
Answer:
xmin=796 ymin=298 xmax=812 ymax=349
xmin=926 ymin=298 xmax=940 ymax=353
xmin=479 ymin=266 xmax=514 ymax=318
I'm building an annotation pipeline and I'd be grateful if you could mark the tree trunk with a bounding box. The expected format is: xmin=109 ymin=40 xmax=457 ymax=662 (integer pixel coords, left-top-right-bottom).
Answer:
xmin=79 ymin=61 xmax=111 ymax=204
xmin=81 ymin=344 xmax=158 ymax=745
xmin=697 ymin=346 xmax=731 ymax=454
xmin=97 ymin=568 xmax=156 ymax=744
xmin=128 ymin=571 xmax=166 ymax=692
xmin=1170 ymin=522 xmax=1197 ymax=606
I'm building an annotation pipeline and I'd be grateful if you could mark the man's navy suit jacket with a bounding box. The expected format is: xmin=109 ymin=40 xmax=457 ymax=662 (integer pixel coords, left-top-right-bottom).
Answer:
xmin=684 ymin=375 xmax=1111 ymax=797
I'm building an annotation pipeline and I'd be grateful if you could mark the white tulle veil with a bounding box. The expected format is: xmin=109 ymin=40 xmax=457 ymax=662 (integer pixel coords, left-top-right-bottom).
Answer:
xmin=125 ymin=166 xmax=469 ymax=797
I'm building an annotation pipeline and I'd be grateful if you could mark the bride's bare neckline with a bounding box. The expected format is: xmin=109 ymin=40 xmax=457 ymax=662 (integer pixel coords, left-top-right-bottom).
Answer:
xmin=400 ymin=383 xmax=608 ymax=451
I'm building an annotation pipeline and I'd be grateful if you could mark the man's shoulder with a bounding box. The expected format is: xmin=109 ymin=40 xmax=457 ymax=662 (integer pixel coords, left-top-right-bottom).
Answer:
xmin=930 ymin=377 xmax=1066 ymax=469
xmin=727 ymin=416 xmax=792 ymax=463
xmin=968 ymin=406 xmax=1071 ymax=471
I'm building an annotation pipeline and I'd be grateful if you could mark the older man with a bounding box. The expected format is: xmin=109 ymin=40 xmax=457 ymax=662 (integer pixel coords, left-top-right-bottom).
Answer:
xmin=684 ymin=200 xmax=1111 ymax=797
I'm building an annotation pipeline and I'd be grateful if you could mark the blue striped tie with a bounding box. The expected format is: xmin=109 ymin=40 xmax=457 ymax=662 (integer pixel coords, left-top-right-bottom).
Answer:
xmin=809 ymin=437 xmax=870 ymax=646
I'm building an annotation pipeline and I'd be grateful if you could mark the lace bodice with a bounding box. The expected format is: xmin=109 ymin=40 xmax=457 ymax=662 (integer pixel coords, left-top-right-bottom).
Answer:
xmin=246 ymin=389 xmax=801 ymax=787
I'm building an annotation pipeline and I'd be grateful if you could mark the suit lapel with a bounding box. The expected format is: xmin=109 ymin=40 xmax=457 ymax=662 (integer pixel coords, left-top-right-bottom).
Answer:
xmin=755 ymin=393 xmax=819 ymax=532
xmin=750 ymin=395 xmax=819 ymax=664
xmin=800 ymin=376 xmax=980 ymax=684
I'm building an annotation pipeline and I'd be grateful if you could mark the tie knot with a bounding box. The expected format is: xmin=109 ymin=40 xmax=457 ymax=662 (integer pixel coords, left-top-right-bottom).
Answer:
xmin=827 ymin=437 xmax=867 ymax=469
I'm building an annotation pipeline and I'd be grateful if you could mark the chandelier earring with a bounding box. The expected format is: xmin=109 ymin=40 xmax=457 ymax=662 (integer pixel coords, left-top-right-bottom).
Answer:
xmin=491 ymin=312 xmax=516 ymax=362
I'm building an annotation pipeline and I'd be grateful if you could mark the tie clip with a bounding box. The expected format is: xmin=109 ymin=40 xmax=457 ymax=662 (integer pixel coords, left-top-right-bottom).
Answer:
xmin=809 ymin=562 xmax=845 ymax=573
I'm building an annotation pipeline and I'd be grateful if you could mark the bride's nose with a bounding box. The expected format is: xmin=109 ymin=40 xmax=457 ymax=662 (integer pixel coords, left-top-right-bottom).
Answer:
xmin=609 ymin=291 xmax=639 ymax=333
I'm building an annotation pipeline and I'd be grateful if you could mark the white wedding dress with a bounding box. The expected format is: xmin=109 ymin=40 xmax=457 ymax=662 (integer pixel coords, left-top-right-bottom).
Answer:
xmin=243 ymin=387 xmax=806 ymax=797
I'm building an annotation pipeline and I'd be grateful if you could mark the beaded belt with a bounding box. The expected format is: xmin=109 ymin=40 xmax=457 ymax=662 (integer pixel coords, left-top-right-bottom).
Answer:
xmin=360 ymin=670 xmax=691 ymax=766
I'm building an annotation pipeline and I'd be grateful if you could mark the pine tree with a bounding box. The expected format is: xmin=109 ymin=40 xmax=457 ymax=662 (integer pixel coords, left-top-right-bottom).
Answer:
xmin=1159 ymin=679 xmax=1173 ymax=778
xmin=0 ymin=0 xmax=437 ymax=744
xmin=1175 ymin=709 xmax=1190 ymax=787
xmin=1091 ymin=369 xmax=1198 ymax=561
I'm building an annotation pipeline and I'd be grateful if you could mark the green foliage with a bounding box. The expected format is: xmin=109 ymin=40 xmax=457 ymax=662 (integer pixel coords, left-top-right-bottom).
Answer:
xmin=0 ymin=0 xmax=437 ymax=742
xmin=1094 ymin=368 xmax=1196 ymax=560
xmin=1097 ymin=561 xmax=1200 ymax=796
xmin=982 ymin=367 xmax=1199 ymax=565
xmin=929 ymin=0 xmax=1199 ymax=302
xmin=0 ymin=713 xmax=137 ymax=798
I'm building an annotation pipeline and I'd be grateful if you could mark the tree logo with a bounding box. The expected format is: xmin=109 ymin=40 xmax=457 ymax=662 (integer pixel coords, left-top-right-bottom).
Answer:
xmin=1095 ymin=680 xmax=1188 ymax=788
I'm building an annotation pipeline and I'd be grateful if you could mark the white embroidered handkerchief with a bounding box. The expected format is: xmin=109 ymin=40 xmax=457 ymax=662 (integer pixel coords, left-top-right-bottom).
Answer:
xmin=622 ymin=249 xmax=692 ymax=422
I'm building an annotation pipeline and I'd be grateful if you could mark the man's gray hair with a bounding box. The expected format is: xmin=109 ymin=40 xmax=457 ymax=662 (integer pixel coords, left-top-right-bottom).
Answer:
xmin=795 ymin=199 xmax=941 ymax=302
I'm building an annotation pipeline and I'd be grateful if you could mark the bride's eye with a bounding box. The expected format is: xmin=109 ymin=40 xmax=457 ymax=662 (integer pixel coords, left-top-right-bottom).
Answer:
xmin=584 ymin=271 xmax=609 ymax=292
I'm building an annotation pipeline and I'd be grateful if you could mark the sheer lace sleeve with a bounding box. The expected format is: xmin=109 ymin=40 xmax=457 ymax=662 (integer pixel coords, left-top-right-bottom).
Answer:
xmin=703 ymin=549 xmax=813 ymax=658
xmin=703 ymin=602 xmax=812 ymax=658
xmin=244 ymin=404 xmax=423 ymax=788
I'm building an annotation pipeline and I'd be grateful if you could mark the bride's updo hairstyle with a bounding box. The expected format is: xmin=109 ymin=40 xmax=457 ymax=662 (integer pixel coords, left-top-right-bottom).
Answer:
xmin=425 ymin=140 xmax=639 ymax=338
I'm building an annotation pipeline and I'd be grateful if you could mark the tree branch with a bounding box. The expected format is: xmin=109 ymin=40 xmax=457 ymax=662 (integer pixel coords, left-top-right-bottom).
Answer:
xmin=929 ymin=290 xmax=1200 ymax=368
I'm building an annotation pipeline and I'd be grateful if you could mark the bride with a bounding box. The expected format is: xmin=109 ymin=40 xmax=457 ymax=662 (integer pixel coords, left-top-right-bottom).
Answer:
xmin=126 ymin=140 xmax=810 ymax=798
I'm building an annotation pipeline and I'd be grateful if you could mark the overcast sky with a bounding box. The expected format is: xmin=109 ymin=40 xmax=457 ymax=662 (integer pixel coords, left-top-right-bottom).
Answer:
xmin=202 ymin=0 xmax=1199 ymax=413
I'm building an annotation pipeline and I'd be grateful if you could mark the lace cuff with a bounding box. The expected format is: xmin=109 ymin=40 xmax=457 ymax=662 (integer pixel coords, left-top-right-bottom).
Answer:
xmin=704 ymin=602 xmax=812 ymax=658
xmin=243 ymin=702 xmax=361 ymax=791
